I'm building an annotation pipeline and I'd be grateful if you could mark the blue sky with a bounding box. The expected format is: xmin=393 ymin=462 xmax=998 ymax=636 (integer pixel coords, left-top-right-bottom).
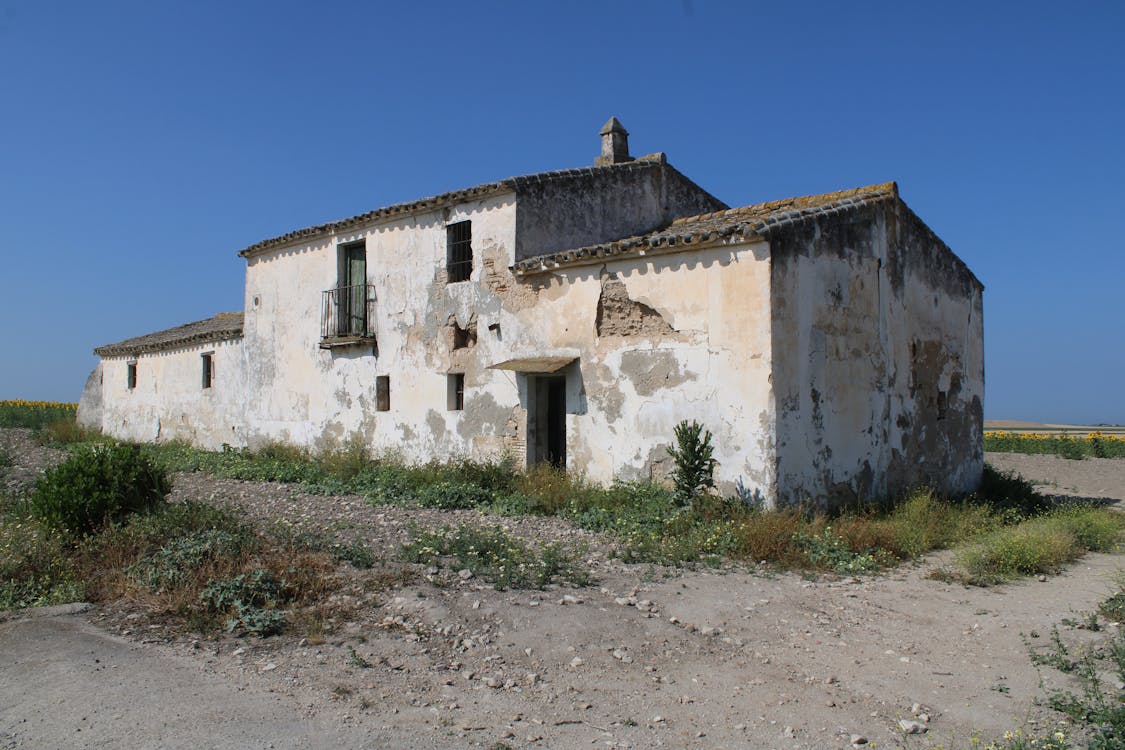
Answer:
xmin=1 ymin=0 xmax=1121 ymax=424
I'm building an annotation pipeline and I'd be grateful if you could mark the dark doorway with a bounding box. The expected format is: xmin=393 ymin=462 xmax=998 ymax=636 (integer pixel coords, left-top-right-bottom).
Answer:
xmin=529 ymin=375 xmax=566 ymax=468
xmin=339 ymin=243 xmax=366 ymax=337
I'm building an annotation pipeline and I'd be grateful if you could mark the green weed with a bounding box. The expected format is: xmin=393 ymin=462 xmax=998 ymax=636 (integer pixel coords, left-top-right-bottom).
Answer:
xmin=402 ymin=524 xmax=590 ymax=589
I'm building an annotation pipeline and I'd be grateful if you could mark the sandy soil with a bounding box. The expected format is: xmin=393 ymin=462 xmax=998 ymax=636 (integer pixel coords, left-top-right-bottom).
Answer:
xmin=2 ymin=432 xmax=1123 ymax=749
xmin=986 ymin=451 xmax=1125 ymax=504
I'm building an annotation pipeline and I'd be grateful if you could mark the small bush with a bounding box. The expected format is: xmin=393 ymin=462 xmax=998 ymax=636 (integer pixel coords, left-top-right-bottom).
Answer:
xmin=1049 ymin=505 xmax=1125 ymax=552
xmin=666 ymin=420 xmax=717 ymax=507
xmin=955 ymin=519 xmax=1082 ymax=583
xmin=30 ymin=444 xmax=172 ymax=536
xmin=128 ymin=529 xmax=245 ymax=590
xmin=199 ymin=569 xmax=287 ymax=635
xmin=792 ymin=526 xmax=884 ymax=574
xmin=729 ymin=510 xmax=808 ymax=564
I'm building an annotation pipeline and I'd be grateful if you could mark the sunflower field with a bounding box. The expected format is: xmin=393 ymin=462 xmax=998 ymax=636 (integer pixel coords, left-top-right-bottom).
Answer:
xmin=984 ymin=430 xmax=1125 ymax=459
xmin=0 ymin=400 xmax=78 ymax=429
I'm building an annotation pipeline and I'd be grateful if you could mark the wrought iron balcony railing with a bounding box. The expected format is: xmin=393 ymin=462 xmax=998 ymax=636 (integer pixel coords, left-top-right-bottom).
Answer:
xmin=320 ymin=284 xmax=376 ymax=347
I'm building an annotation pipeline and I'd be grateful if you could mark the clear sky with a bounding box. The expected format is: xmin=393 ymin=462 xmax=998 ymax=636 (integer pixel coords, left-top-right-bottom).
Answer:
xmin=1 ymin=0 xmax=1121 ymax=424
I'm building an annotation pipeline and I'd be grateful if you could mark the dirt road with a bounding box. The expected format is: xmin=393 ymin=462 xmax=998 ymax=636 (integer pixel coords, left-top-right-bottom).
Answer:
xmin=2 ymin=438 xmax=1123 ymax=749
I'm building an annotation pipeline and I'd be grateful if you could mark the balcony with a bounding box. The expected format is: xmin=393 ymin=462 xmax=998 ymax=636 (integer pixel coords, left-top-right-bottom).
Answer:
xmin=320 ymin=284 xmax=376 ymax=349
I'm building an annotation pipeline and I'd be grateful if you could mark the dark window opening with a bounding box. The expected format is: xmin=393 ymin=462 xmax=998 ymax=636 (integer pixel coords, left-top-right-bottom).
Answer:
xmin=201 ymin=353 xmax=214 ymax=389
xmin=446 ymin=221 xmax=472 ymax=283
xmin=936 ymin=390 xmax=947 ymax=420
xmin=127 ymin=362 xmax=137 ymax=390
xmin=451 ymin=320 xmax=476 ymax=350
xmin=376 ymin=376 xmax=390 ymax=412
xmin=448 ymin=373 xmax=465 ymax=411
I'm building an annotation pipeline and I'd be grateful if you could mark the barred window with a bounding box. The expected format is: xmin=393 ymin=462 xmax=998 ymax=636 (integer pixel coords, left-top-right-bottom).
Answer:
xmin=446 ymin=221 xmax=472 ymax=283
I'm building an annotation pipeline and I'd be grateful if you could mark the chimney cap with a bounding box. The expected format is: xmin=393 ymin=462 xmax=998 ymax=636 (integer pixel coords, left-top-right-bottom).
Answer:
xmin=599 ymin=116 xmax=628 ymax=136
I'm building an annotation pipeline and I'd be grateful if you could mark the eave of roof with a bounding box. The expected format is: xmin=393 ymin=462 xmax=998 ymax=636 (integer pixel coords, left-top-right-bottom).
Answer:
xmin=511 ymin=182 xmax=899 ymax=275
xmin=94 ymin=312 xmax=244 ymax=358
xmin=237 ymin=157 xmax=672 ymax=259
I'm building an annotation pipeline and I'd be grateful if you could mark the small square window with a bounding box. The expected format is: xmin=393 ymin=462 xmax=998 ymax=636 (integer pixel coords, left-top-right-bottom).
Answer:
xmin=127 ymin=362 xmax=137 ymax=390
xmin=201 ymin=352 xmax=214 ymax=389
xmin=446 ymin=220 xmax=472 ymax=283
xmin=376 ymin=376 xmax=390 ymax=412
xmin=447 ymin=373 xmax=465 ymax=411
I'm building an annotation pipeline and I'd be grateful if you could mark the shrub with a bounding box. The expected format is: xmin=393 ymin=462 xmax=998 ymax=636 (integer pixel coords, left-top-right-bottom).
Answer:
xmin=667 ymin=420 xmax=717 ymax=507
xmin=30 ymin=444 xmax=172 ymax=535
xmin=1048 ymin=505 xmax=1124 ymax=552
xmin=840 ymin=488 xmax=1000 ymax=559
xmin=955 ymin=519 xmax=1081 ymax=583
xmin=792 ymin=526 xmax=884 ymax=574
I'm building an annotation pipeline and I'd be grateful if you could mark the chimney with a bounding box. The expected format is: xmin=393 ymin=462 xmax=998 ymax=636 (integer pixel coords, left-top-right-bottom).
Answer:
xmin=595 ymin=116 xmax=632 ymax=166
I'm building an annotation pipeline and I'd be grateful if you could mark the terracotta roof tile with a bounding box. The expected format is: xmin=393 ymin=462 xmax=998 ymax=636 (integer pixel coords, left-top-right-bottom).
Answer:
xmin=94 ymin=312 xmax=243 ymax=357
xmin=511 ymin=182 xmax=899 ymax=274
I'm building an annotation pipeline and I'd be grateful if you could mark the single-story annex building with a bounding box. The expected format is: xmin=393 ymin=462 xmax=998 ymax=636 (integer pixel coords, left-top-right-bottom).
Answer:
xmin=78 ymin=119 xmax=984 ymax=509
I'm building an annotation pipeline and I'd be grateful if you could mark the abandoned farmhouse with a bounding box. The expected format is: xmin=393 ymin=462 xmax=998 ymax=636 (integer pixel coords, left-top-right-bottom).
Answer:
xmin=78 ymin=119 xmax=984 ymax=508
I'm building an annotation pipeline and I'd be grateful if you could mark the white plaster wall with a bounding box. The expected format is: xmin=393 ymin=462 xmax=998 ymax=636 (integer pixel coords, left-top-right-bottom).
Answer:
xmin=240 ymin=194 xmax=773 ymax=492
xmin=769 ymin=203 xmax=984 ymax=508
xmin=497 ymin=242 xmax=775 ymax=494
xmin=241 ymin=193 xmax=523 ymax=460
xmin=99 ymin=337 xmax=247 ymax=448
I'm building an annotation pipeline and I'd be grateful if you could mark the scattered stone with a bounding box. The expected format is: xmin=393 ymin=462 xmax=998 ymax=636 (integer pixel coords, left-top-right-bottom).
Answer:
xmin=458 ymin=569 xmax=474 ymax=580
xmin=569 ymin=657 xmax=584 ymax=669
xmin=611 ymin=649 xmax=632 ymax=663
xmin=851 ymin=734 xmax=868 ymax=745
xmin=898 ymin=719 xmax=927 ymax=734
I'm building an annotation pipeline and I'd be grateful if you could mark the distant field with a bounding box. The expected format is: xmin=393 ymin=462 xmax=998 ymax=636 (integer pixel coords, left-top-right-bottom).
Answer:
xmin=985 ymin=420 xmax=1125 ymax=436
xmin=0 ymin=400 xmax=78 ymax=429
xmin=985 ymin=421 xmax=1125 ymax=459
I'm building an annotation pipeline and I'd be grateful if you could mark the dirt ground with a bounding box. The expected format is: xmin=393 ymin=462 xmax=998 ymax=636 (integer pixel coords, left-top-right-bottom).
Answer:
xmin=2 ymin=434 xmax=1123 ymax=750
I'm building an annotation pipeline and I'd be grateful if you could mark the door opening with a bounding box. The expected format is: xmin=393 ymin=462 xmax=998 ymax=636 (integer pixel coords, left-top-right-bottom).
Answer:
xmin=528 ymin=375 xmax=566 ymax=468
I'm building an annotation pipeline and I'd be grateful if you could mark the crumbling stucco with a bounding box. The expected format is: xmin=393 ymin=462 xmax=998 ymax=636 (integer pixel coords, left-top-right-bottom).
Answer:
xmin=595 ymin=274 xmax=679 ymax=339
